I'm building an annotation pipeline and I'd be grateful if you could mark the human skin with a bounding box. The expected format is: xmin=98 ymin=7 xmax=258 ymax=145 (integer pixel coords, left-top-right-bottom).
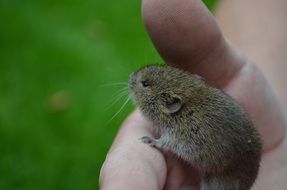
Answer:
xmin=99 ymin=0 xmax=287 ymax=189
xmin=216 ymin=0 xmax=287 ymax=108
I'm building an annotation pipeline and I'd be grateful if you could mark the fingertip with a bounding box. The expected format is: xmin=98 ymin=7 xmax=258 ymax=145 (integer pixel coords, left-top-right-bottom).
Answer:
xmin=141 ymin=0 xmax=222 ymax=65
xmin=110 ymin=110 xmax=152 ymax=148
xmin=100 ymin=110 xmax=167 ymax=190
xmin=141 ymin=0 xmax=246 ymax=87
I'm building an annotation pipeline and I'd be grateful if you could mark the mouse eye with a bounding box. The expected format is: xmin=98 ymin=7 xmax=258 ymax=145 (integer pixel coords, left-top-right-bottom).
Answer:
xmin=141 ymin=80 xmax=149 ymax=87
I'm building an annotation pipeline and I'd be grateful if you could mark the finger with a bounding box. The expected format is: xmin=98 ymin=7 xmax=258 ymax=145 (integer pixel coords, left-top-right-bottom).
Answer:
xmin=164 ymin=154 xmax=201 ymax=190
xmin=253 ymin=130 xmax=287 ymax=190
xmin=216 ymin=0 xmax=287 ymax=107
xmin=142 ymin=0 xmax=243 ymax=87
xmin=142 ymin=0 xmax=287 ymax=152
xmin=99 ymin=110 xmax=166 ymax=190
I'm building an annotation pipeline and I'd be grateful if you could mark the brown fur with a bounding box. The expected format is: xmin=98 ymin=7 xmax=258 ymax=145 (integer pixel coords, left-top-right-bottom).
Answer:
xmin=129 ymin=64 xmax=262 ymax=190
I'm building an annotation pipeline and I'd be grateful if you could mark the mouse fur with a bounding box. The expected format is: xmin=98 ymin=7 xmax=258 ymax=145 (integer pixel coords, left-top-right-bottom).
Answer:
xmin=129 ymin=64 xmax=262 ymax=190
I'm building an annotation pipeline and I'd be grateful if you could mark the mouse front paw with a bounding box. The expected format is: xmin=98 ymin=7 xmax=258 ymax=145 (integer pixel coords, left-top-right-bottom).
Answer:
xmin=140 ymin=136 xmax=157 ymax=147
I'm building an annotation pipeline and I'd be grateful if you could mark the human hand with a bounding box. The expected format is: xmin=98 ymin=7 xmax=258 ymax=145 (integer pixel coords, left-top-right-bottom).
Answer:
xmin=100 ymin=0 xmax=287 ymax=189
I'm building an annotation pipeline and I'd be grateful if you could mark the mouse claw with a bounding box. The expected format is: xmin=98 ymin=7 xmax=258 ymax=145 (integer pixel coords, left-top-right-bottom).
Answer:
xmin=140 ymin=136 xmax=156 ymax=147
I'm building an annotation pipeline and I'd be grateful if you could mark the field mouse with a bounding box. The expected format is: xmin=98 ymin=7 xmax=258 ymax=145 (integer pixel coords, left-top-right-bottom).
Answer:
xmin=129 ymin=64 xmax=262 ymax=190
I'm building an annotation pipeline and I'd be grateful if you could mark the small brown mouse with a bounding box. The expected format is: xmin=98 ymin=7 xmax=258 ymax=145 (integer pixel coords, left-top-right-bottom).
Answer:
xmin=129 ymin=64 xmax=262 ymax=190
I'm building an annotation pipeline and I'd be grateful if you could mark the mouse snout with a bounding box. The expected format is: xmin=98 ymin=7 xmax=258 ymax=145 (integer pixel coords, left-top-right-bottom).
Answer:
xmin=128 ymin=72 xmax=137 ymax=90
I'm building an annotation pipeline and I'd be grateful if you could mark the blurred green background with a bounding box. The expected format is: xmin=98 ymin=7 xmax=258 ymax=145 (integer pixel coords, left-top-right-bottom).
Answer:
xmin=0 ymin=0 xmax=216 ymax=189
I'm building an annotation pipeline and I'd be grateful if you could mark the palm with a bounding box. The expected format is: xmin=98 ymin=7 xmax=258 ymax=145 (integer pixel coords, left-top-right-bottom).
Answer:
xmin=100 ymin=0 xmax=287 ymax=189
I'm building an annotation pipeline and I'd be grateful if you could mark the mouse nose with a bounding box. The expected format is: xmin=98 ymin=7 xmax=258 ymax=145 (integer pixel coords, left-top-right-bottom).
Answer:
xmin=129 ymin=72 xmax=135 ymax=79
xmin=128 ymin=72 xmax=137 ymax=90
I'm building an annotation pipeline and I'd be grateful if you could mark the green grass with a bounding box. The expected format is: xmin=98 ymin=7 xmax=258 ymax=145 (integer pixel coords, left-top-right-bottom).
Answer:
xmin=0 ymin=0 xmax=216 ymax=189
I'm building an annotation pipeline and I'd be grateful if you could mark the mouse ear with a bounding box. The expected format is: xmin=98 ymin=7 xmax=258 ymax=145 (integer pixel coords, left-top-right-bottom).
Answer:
xmin=161 ymin=94 xmax=182 ymax=114
xmin=194 ymin=74 xmax=205 ymax=81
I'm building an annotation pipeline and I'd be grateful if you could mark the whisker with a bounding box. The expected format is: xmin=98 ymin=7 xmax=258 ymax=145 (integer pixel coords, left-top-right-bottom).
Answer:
xmin=115 ymin=86 xmax=129 ymax=92
xmin=107 ymin=95 xmax=131 ymax=124
xmin=98 ymin=82 xmax=128 ymax=88
xmin=105 ymin=86 xmax=129 ymax=104
xmin=104 ymin=90 xmax=129 ymax=111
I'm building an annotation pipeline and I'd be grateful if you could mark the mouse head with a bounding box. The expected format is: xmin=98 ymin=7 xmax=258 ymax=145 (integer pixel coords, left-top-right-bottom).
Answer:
xmin=129 ymin=65 xmax=204 ymax=122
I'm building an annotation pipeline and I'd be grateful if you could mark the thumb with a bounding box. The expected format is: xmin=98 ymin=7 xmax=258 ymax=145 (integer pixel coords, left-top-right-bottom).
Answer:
xmin=142 ymin=0 xmax=242 ymax=87
xmin=141 ymin=0 xmax=286 ymax=151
